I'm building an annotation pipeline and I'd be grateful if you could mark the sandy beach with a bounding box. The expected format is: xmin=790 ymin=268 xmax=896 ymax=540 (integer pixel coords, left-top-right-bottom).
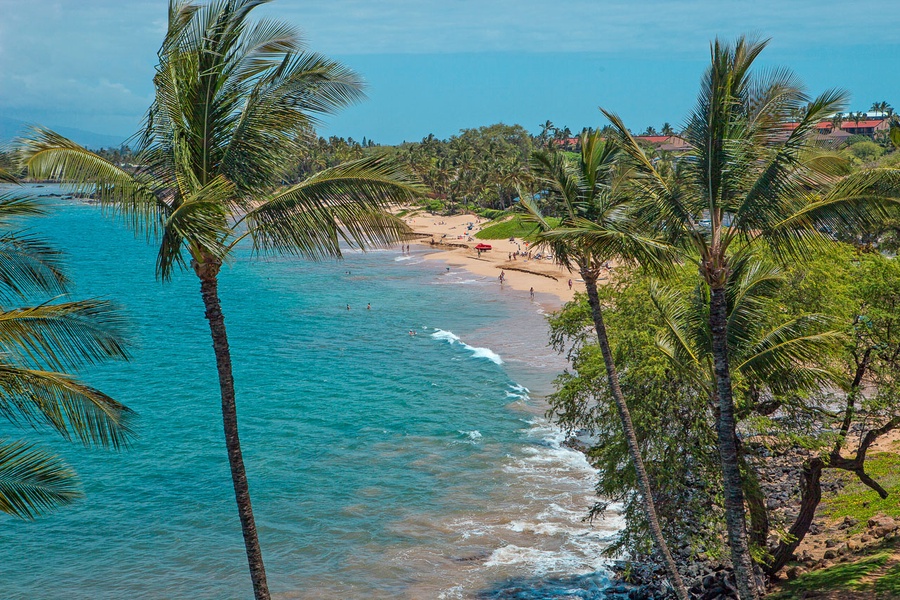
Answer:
xmin=399 ymin=210 xmax=605 ymax=307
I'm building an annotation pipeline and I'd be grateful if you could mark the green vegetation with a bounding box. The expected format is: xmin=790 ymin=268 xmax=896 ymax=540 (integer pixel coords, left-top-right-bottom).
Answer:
xmin=474 ymin=215 xmax=556 ymax=240
xmin=19 ymin=1 xmax=422 ymax=599
xmin=875 ymin=562 xmax=900 ymax=595
xmin=0 ymin=181 xmax=132 ymax=520
xmin=524 ymin=129 xmax=691 ymax=600
xmin=847 ymin=140 xmax=885 ymax=164
xmin=544 ymin=37 xmax=900 ymax=600
xmin=822 ymin=453 xmax=900 ymax=531
xmin=771 ymin=552 xmax=890 ymax=598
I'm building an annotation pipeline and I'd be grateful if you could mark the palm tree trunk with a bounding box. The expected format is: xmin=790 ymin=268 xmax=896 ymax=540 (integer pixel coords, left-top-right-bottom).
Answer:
xmin=583 ymin=272 xmax=690 ymax=600
xmin=196 ymin=260 xmax=271 ymax=600
xmin=709 ymin=286 xmax=758 ymax=600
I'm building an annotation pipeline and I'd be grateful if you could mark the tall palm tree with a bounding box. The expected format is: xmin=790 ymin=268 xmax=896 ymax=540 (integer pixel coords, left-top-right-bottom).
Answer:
xmin=521 ymin=130 xmax=690 ymax=600
xmin=651 ymin=259 xmax=840 ymax=561
xmin=19 ymin=2 xmax=422 ymax=598
xmin=603 ymin=36 xmax=900 ymax=599
xmin=0 ymin=190 xmax=133 ymax=519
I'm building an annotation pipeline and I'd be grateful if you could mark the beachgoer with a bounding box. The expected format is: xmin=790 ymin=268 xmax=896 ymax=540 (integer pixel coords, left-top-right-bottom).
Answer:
xmin=568 ymin=279 xmax=573 ymax=290
xmin=347 ymin=304 xmax=351 ymax=310
xmin=367 ymin=303 xmax=371 ymax=310
xmin=499 ymin=270 xmax=505 ymax=284
xmin=530 ymin=287 xmax=534 ymax=300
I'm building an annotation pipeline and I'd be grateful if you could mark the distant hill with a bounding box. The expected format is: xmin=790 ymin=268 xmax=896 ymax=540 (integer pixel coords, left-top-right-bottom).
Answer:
xmin=0 ymin=116 xmax=127 ymax=150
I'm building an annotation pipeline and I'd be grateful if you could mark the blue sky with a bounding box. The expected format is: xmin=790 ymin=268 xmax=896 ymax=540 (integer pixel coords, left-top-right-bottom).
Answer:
xmin=1 ymin=0 xmax=899 ymax=145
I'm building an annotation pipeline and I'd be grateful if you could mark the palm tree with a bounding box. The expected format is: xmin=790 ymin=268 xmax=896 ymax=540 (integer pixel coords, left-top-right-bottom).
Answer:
xmin=830 ymin=111 xmax=845 ymax=131
xmin=0 ymin=190 xmax=133 ymax=519
xmin=538 ymin=120 xmax=556 ymax=148
xmin=651 ymin=259 xmax=840 ymax=561
xmin=661 ymin=122 xmax=675 ymax=137
xmin=18 ymin=2 xmax=422 ymax=598
xmin=521 ymin=129 xmax=690 ymax=600
xmin=603 ymin=36 xmax=900 ymax=599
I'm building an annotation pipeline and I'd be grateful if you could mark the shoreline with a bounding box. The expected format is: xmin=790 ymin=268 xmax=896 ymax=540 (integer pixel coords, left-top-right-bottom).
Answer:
xmin=399 ymin=210 xmax=592 ymax=308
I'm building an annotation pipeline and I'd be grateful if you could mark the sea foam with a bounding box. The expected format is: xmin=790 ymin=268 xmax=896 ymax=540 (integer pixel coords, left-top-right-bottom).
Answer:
xmin=430 ymin=329 xmax=503 ymax=364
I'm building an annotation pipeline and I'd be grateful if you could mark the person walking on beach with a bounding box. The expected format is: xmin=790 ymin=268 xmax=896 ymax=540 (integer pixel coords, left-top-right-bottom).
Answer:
xmin=499 ymin=270 xmax=505 ymax=284
xmin=568 ymin=278 xmax=573 ymax=290
xmin=530 ymin=287 xmax=534 ymax=300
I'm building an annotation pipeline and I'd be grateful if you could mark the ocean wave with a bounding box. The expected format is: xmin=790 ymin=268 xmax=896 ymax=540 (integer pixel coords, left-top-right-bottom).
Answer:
xmin=505 ymin=383 xmax=530 ymax=400
xmin=430 ymin=329 xmax=503 ymax=364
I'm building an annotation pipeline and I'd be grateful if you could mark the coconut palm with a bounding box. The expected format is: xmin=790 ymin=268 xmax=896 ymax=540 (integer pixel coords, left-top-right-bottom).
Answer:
xmin=0 ymin=191 xmax=132 ymax=519
xmin=520 ymin=129 xmax=689 ymax=600
xmin=651 ymin=259 xmax=840 ymax=561
xmin=18 ymin=1 xmax=422 ymax=598
xmin=603 ymin=36 xmax=900 ymax=599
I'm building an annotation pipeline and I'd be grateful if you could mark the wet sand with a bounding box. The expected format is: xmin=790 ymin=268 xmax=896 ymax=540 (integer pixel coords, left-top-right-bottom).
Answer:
xmin=399 ymin=211 xmax=606 ymax=307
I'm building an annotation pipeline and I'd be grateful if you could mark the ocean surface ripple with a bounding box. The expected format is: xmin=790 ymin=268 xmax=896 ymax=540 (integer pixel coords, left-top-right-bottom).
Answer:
xmin=0 ymin=185 xmax=620 ymax=600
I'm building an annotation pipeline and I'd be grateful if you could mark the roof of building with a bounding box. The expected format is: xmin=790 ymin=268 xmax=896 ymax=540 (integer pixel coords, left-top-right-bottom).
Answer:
xmin=635 ymin=135 xmax=672 ymax=143
xmin=840 ymin=120 xmax=887 ymax=129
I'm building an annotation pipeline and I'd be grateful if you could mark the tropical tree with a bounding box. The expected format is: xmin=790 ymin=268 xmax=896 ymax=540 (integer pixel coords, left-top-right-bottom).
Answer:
xmin=603 ymin=36 xmax=900 ymax=599
xmin=538 ymin=120 xmax=556 ymax=148
xmin=661 ymin=122 xmax=675 ymax=137
xmin=830 ymin=111 xmax=845 ymax=130
xmin=18 ymin=1 xmax=422 ymax=598
xmin=0 ymin=188 xmax=132 ymax=519
xmin=520 ymin=130 xmax=690 ymax=600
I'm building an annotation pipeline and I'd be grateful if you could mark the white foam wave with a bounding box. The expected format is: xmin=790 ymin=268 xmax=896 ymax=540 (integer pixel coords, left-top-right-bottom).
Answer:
xmin=459 ymin=430 xmax=482 ymax=440
xmin=430 ymin=329 xmax=503 ymax=364
xmin=484 ymin=544 xmax=603 ymax=575
xmin=394 ymin=255 xmax=413 ymax=262
xmin=505 ymin=383 xmax=530 ymax=400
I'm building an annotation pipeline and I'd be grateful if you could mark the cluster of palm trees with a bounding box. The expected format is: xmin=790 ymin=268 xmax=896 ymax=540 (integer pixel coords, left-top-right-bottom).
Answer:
xmin=523 ymin=36 xmax=900 ymax=600
xmin=870 ymin=101 xmax=894 ymax=118
xmin=398 ymin=124 xmax=534 ymax=213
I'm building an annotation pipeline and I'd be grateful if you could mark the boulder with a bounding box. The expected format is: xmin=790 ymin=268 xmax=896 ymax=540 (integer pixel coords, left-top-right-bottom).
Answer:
xmin=868 ymin=515 xmax=899 ymax=538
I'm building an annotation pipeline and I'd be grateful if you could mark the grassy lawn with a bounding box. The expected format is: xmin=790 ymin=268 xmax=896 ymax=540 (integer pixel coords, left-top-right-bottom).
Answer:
xmin=768 ymin=552 xmax=891 ymax=599
xmin=820 ymin=452 xmax=900 ymax=533
xmin=474 ymin=215 xmax=559 ymax=240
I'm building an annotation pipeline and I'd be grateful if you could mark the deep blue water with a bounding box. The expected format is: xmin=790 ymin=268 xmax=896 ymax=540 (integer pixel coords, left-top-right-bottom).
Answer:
xmin=0 ymin=186 xmax=620 ymax=599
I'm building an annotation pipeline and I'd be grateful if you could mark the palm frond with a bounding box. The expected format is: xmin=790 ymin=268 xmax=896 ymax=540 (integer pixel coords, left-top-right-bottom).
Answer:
xmin=0 ymin=439 xmax=81 ymax=519
xmin=0 ymin=168 xmax=18 ymax=184
xmin=0 ymin=227 xmax=68 ymax=300
xmin=735 ymin=315 xmax=842 ymax=392
xmin=0 ymin=366 xmax=134 ymax=449
xmin=18 ymin=127 xmax=171 ymax=239
xmin=0 ymin=300 xmax=128 ymax=372
xmin=245 ymin=155 xmax=423 ymax=258
xmin=157 ymin=176 xmax=231 ymax=279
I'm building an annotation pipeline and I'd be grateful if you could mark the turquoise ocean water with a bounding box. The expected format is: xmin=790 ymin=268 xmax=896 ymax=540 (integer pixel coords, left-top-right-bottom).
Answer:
xmin=1 ymin=185 xmax=621 ymax=599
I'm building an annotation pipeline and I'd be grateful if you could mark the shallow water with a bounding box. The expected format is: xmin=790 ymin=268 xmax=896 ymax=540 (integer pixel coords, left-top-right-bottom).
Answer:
xmin=0 ymin=185 xmax=621 ymax=599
